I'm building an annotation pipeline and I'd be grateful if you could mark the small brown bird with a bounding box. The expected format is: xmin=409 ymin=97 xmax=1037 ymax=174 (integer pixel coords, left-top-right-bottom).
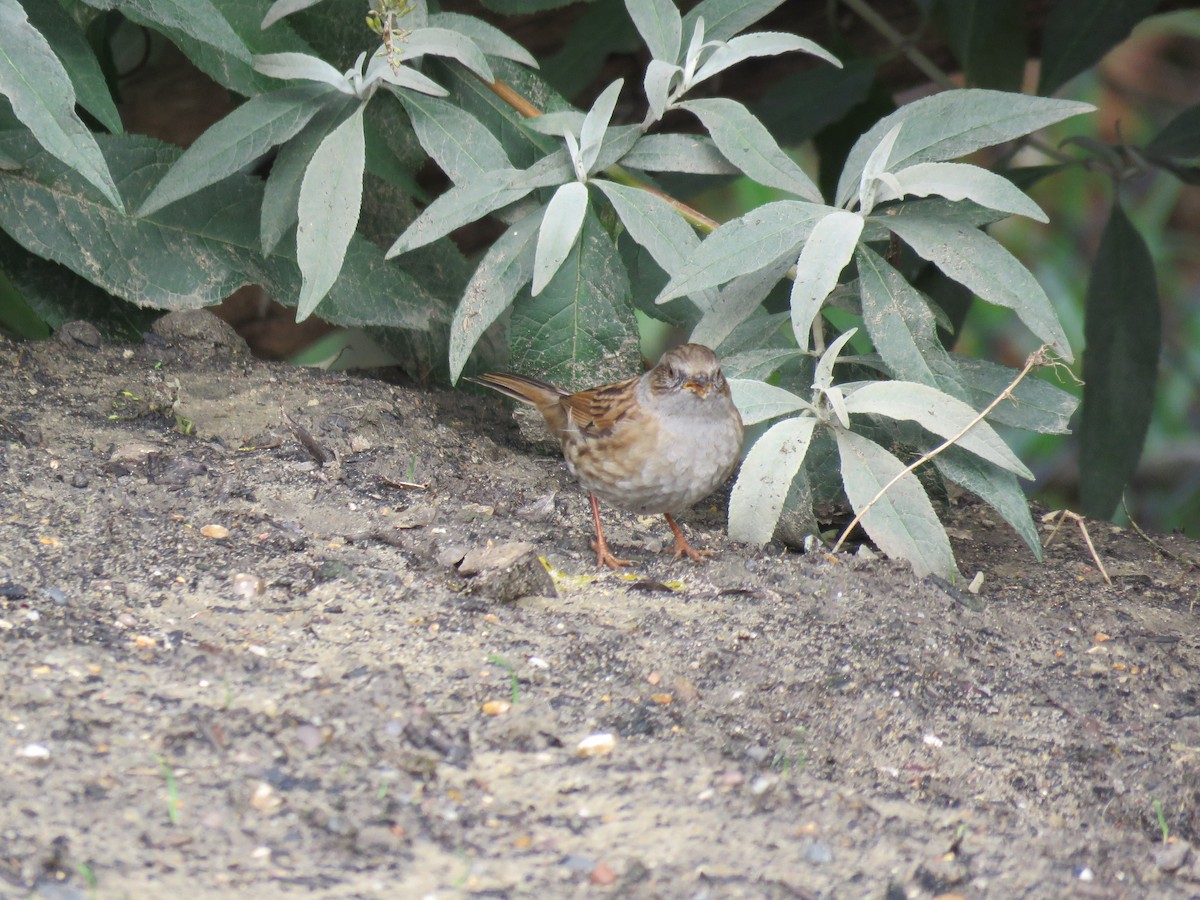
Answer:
xmin=468 ymin=343 xmax=744 ymax=569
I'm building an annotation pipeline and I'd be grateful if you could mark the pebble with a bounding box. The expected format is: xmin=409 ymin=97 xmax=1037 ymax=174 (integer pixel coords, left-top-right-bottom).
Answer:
xmin=576 ymin=732 xmax=616 ymax=757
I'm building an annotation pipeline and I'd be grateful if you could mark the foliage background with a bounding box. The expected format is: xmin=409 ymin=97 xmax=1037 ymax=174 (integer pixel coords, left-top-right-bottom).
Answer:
xmin=1 ymin=0 xmax=1198 ymax=543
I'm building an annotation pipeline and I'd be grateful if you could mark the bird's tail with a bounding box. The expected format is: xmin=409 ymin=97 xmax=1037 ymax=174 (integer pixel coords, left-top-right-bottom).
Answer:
xmin=464 ymin=373 xmax=568 ymax=407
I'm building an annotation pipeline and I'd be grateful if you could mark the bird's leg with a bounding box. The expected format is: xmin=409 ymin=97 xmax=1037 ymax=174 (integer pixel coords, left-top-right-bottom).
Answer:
xmin=589 ymin=493 xmax=631 ymax=569
xmin=664 ymin=513 xmax=714 ymax=562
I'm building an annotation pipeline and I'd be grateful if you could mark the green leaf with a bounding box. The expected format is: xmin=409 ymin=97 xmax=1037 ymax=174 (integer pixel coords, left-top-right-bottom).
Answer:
xmin=728 ymin=416 xmax=817 ymax=544
xmin=836 ymin=90 xmax=1095 ymax=207
xmin=0 ymin=132 xmax=443 ymax=334
xmin=0 ymin=0 xmax=122 ymax=209
xmin=934 ymin=0 xmax=1026 ymax=91
xmin=449 ymin=208 xmax=543 ymax=382
xmin=295 ymin=102 xmax=365 ymax=320
xmin=386 ymin=164 xmax=548 ymax=257
xmin=1079 ymin=203 xmax=1159 ymax=519
xmin=679 ymin=98 xmax=821 ymax=201
xmin=843 ymin=380 xmax=1033 ymax=478
xmin=179 ymin=0 xmax=318 ymax=97
xmin=933 ymin=446 xmax=1041 ymax=559
xmin=720 ymin=348 xmax=803 ymax=380
xmin=533 ymin=181 xmax=589 ymax=295
xmin=728 ymin=378 xmax=809 ymax=426
xmin=953 ymin=356 xmax=1077 ymax=434
xmin=262 ymin=0 xmax=326 ymax=30
xmin=405 ymin=26 xmax=494 ymax=83
xmin=856 ymin=246 xmax=967 ymax=398
xmin=835 ymin=429 xmax=958 ymax=580
xmin=22 ymin=1 xmax=122 ymax=134
xmin=254 ymin=51 xmax=346 ymax=89
xmin=1146 ymin=103 xmax=1200 ymax=158
xmin=593 ymin=180 xmax=703 ymax=289
xmin=625 ymin=0 xmax=682 ymax=63
xmin=480 ymin=0 xmax=579 ymax=12
xmin=655 ymin=200 xmax=829 ymax=302
xmin=790 ymin=210 xmax=863 ymax=349
xmin=620 ymin=134 xmax=737 ymax=174
xmin=139 ymin=83 xmax=332 ymax=215
xmin=508 ymin=206 xmax=640 ymax=387
xmin=690 ymin=253 xmax=795 ymax=349
xmin=261 ymin=94 xmax=358 ymax=254
xmin=87 ymin=0 xmax=253 ymax=64
xmin=1038 ymin=0 xmax=1159 ymax=95
xmin=0 ymin=230 xmax=151 ymax=339
xmin=427 ymin=13 xmax=539 ymax=68
xmin=884 ymin=214 xmax=1073 ymax=362
xmin=402 ymin=92 xmax=511 ymax=182
xmin=681 ymin=0 xmax=786 ymax=44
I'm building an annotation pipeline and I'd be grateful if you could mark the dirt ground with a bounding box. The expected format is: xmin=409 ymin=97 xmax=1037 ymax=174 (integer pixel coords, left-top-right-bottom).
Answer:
xmin=2 ymin=315 xmax=1199 ymax=899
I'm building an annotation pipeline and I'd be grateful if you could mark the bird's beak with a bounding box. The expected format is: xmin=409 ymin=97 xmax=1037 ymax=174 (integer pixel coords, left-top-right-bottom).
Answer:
xmin=683 ymin=379 xmax=710 ymax=399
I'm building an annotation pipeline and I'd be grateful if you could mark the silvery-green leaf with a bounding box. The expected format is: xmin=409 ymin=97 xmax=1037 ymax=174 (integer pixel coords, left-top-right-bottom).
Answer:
xmin=823 ymin=384 xmax=849 ymax=428
xmin=261 ymin=95 xmax=357 ymax=255
xmin=23 ymin=1 xmax=122 ymax=135
xmin=836 ymin=429 xmax=958 ymax=580
xmin=621 ymin=134 xmax=737 ymax=174
xmin=449 ymin=207 xmax=542 ymax=381
xmin=878 ymin=162 xmax=1047 ymax=222
xmin=655 ymin=200 xmax=828 ymax=303
xmin=644 ymin=59 xmax=681 ymax=121
xmin=720 ymin=348 xmax=804 ymax=380
xmin=387 ymin=168 xmax=528 ymax=256
xmin=428 ymin=13 xmax=538 ymax=68
xmin=579 ymin=79 xmax=623 ymax=174
xmin=857 ymin=122 xmax=902 ymax=212
xmin=402 ymin=92 xmax=510 ymax=182
xmin=855 ymin=245 xmax=967 ymax=398
xmin=377 ymin=65 xmax=448 ymax=97
xmin=523 ymin=110 xmax=586 ymax=136
xmin=843 ymin=380 xmax=1033 ymax=478
xmin=532 ymin=181 xmax=589 ymax=295
xmin=625 ymin=0 xmax=682 ymax=63
xmin=728 ymin=378 xmax=811 ymax=426
xmin=262 ymin=0 xmax=325 ymax=29
xmin=593 ymin=180 xmax=702 ymax=289
xmin=813 ymin=327 xmax=858 ymax=390
xmin=692 ymin=32 xmax=840 ymax=85
xmin=295 ymin=103 xmax=365 ymax=321
xmin=679 ymin=98 xmax=821 ymax=201
xmin=790 ymin=209 xmax=863 ymax=349
xmin=139 ymin=83 xmax=332 ymax=216
xmin=953 ymin=355 xmax=1077 ymax=434
xmin=404 ymin=27 xmax=494 ymax=82
xmin=590 ymin=124 xmax=643 ymax=171
xmin=92 ymin=0 xmax=251 ymax=64
xmin=728 ymin=416 xmax=818 ymax=544
xmin=682 ymin=0 xmax=787 ymax=44
xmin=256 ymin=52 xmax=348 ymax=90
xmin=837 ymin=90 xmax=1095 ymax=207
xmin=885 ymin=215 xmax=1073 ymax=362
xmin=691 ymin=253 xmax=793 ymax=348
xmin=0 ymin=0 xmax=122 ymax=209
xmin=934 ymin=447 xmax=1041 ymax=559
xmin=563 ymin=130 xmax=587 ymax=182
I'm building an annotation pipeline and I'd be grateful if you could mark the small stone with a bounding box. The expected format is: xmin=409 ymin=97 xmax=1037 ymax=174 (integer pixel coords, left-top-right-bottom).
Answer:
xmin=436 ymin=545 xmax=467 ymax=568
xmin=201 ymin=524 xmax=230 ymax=539
xmin=18 ymin=743 xmax=50 ymax=761
xmin=71 ymin=472 xmax=90 ymax=489
xmin=249 ymin=782 xmax=282 ymax=812
xmin=481 ymin=700 xmax=511 ymax=716
xmin=394 ymin=504 xmax=437 ymax=528
xmin=1154 ymin=841 xmax=1191 ymax=873
xmin=55 ymin=320 xmax=103 ymax=347
xmin=590 ymin=861 xmax=617 ymax=885
xmin=151 ymin=309 xmax=248 ymax=354
xmin=459 ymin=542 xmax=556 ymax=603
xmin=576 ymin=732 xmax=616 ymax=757
xmin=231 ymin=573 xmax=266 ymax=598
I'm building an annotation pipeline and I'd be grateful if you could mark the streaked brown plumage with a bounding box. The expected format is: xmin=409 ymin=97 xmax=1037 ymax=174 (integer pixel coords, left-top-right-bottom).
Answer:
xmin=468 ymin=343 xmax=744 ymax=569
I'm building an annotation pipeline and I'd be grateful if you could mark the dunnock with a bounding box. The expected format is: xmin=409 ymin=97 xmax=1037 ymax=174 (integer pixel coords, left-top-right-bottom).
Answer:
xmin=468 ymin=343 xmax=744 ymax=569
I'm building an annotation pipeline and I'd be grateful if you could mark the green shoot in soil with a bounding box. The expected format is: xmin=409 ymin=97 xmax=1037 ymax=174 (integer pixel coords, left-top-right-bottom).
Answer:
xmin=488 ymin=654 xmax=520 ymax=704
xmin=156 ymin=755 xmax=181 ymax=825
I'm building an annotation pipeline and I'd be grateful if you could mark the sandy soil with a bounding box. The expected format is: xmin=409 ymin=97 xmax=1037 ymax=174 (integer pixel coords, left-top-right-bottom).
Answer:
xmin=2 ymin=315 xmax=1199 ymax=899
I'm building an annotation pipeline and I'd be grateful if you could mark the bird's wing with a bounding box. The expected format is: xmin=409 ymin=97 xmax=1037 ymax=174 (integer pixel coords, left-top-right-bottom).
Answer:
xmin=560 ymin=376 xmax=640 ymax=436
